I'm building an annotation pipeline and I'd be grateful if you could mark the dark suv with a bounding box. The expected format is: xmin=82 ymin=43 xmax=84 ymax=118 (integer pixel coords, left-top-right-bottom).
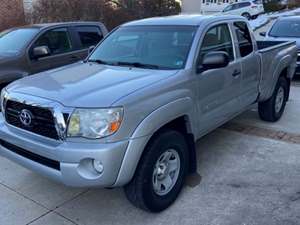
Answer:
xmin=0 ymin=22 xmax=108 ymax=88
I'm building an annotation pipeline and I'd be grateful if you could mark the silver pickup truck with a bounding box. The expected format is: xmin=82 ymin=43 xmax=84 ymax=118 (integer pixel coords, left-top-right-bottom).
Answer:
xmin=0 ymin=15 xmax=297 ymax=212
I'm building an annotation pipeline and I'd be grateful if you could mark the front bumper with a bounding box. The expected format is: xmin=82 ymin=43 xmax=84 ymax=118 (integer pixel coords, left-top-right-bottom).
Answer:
xmin=0 ymin=114 xmax=132 ymax=188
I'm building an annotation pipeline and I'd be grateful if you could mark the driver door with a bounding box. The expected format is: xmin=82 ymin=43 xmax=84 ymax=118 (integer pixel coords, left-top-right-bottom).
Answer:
xmin=195 ymin=23 xmax=242 ymax=135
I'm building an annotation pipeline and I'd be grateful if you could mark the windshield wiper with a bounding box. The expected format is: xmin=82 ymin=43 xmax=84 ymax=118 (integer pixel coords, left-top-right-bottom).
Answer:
xmin=115 ymin=62 xmax=162 ymax=70
xmin=86 ymin=59 xmax=113 ymax=65
xmin=87 ymin=60 xmax=172 ymax=70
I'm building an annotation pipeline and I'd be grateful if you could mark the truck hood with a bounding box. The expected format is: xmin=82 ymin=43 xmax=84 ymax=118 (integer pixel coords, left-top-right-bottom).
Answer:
xmin=7 ymin=62 xmax=178 ymax=107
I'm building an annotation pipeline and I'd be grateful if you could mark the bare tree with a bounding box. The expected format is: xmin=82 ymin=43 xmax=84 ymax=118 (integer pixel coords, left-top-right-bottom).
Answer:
xmin=112 ymin=0 xmax=181 ymax=19
xmin=30 ymin=0 xmax=181 ymax=30
xmin=31 ymin=0 xmax=106 ymax=23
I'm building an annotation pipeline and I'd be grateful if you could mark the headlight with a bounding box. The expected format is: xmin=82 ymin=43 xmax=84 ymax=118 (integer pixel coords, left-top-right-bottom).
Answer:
xmin=0 ymin=88 xmax=8 ymax=113
xmin=67 ymin=107 xmax=123 ymax=139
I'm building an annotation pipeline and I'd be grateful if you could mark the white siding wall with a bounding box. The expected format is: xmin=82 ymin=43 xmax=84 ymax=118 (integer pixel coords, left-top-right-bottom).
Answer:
xmin=23 ymin=0 xmax=34 ymax=13
xmin=182 ymin=0 xmax=239 ymax=14
xmin=182 ymin=0 xmax=202 ymax=14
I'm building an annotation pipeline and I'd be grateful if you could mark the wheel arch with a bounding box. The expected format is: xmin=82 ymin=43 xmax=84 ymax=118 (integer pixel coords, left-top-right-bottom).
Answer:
xmin=113 ymin=98 xmax=197 ymax=187
xmin=259 ymin=55 xmax=293 ymax=102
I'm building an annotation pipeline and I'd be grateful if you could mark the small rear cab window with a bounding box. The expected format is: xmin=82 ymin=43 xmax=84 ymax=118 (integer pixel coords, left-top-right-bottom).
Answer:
xmin=75 ymin=26 xmax=103 ymax=49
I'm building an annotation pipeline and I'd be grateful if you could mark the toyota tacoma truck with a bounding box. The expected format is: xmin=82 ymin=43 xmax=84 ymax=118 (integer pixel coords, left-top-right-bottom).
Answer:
xmin=0 ymin=15 xmax=297 ymax=212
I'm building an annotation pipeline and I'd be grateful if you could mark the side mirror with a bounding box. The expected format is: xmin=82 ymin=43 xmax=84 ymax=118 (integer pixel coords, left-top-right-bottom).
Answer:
xmin=259 ymin=32 xmax=266 ymax=37
xmin=198 ymin=51 xmax=230 ymax=73
xmin=88 ymin=45 xmax=95 ymax=55
xmin=33 ymin=46 xmax=50 ymax=59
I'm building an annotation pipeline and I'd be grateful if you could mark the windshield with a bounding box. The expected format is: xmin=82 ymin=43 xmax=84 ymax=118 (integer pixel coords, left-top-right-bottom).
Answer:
xmin=0 ymin=28 xmax=39 ymax=55
xmin=223 ymin=5 xmax=232 ymax=12
xmin=88 ymin=25 xmax=197 ymax=70
xmin=269 ymin=20 xmax=300 ymax=38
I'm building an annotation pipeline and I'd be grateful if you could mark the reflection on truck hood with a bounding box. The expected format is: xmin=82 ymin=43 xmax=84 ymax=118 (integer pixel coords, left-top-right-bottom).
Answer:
xmin=7 ymin=62 xmax=178 ymax=107
xmin=0 ymin=53 xmax=14 ymax=63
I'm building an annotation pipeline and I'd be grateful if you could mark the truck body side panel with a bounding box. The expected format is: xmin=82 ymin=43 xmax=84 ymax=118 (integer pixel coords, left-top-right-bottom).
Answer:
xmin=258 ymin=41 xmax=297 ymax=101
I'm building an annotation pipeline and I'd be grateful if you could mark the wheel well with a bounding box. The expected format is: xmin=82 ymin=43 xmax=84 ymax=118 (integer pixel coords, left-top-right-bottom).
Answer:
xmin=279 ymin=68 xmax=291 ymax=101
xmin=153 ymin=116 xmax=197 ymax=174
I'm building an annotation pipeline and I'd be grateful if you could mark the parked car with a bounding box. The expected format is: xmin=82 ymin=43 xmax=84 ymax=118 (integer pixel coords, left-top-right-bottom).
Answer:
xmin=0 ymin=15 xmax=297 ymax=212
xmin=260 ymin=16 xmax=300 ymax=75
xmin=221 ymin=0 xmax=265 ymax=20
xmin=0 ymin=22 xmax=108 ymax=89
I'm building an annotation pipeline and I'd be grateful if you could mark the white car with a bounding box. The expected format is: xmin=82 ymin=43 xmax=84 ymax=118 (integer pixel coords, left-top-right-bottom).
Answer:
xmin=221 ymin=0 xmax=265 ymax=20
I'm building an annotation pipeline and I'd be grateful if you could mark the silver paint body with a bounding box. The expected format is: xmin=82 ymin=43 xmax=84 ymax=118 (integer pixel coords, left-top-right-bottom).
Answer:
xmin=0 ymin=15 xmax=297 ymax=187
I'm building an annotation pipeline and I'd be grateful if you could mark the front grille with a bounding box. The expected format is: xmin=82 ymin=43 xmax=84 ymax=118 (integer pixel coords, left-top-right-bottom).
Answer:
xmin=5 ymin=100 xmax=59 ymax=140
xmin=0 ymin=139 xmax=60 ymax=171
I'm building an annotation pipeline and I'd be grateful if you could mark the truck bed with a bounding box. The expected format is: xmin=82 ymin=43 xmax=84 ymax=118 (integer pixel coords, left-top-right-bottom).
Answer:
xmin=257 ymin=40 xmax=297 ymax=101
xmin=256 ymin=41 xmax=286 ymax=51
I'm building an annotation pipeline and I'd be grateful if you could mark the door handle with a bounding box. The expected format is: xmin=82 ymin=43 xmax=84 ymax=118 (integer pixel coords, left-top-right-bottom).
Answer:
xmin=232 ymin=70 xmax=241 ymax=77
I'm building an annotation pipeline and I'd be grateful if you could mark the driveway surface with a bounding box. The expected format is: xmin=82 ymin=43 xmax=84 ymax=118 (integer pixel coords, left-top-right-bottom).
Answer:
xmin=0 ymin=25 xmax=300 ymax=225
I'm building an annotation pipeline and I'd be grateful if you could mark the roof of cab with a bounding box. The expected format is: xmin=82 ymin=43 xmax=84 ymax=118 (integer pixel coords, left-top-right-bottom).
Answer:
xmin=17 ymin=21 xmax=104 ymax=30
xmin=122 ymin=15 xmax=246 ymax=27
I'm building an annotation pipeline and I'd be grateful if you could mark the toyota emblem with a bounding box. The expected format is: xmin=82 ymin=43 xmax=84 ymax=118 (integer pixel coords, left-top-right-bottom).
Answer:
xmin=19 ymin=109 xmax=33 ymax=126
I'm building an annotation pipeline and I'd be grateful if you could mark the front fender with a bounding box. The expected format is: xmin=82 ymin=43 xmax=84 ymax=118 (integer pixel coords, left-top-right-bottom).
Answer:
xmin=131 ymin=97 xmax=194 ymax=138
xmin=113 ymin=97 xmax=194 ymax=186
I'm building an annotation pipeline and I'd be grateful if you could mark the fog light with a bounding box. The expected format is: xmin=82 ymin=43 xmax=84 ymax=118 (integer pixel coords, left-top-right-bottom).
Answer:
xmin=93 ymin=160 xmax=104 ymax=174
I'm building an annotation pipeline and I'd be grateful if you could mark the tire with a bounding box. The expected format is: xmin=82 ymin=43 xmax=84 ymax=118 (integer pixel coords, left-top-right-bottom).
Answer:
xmin=242 ymin=13 xmax=251 ymax=20
xmin=124 ymin=129 xmax=189 ymax=212
xmin=258 ymin=77 xmax=288 ymax=122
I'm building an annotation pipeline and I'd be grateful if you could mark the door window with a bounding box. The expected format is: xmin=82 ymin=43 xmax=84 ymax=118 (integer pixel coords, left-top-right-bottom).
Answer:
xmin=234 ymin=22 xmax=253 ymax=57
xmin=223 ymin=4 xmax=238 ymax=12
xmin=238 ymin=2 xmax=251 ymax=8
xmin=252 ymin=0 xmax=262 ymax=4
xmin=199 ymin=24 xmax=234 ymax=62
xmin=75 ymin=26 xmax=103 ymax=49
xmin=33 ymin=28 xmax=72 ymax=56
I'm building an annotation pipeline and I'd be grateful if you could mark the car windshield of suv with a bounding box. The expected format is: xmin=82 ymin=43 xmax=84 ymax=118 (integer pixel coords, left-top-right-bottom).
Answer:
xmin=269 ymin=20 xmax=300 ymax=38
xmin=223 ymin=3 xmax=239 ymax=12
xmin=0 ymin=28 xmax=39 ymax=55
xmin=88 ymin=25 xmax=197 ymax=70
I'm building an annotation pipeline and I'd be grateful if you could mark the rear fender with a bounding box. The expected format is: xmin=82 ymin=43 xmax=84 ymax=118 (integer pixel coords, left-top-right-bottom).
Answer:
xmin=259 ymin=54 xmax=294 ymax=102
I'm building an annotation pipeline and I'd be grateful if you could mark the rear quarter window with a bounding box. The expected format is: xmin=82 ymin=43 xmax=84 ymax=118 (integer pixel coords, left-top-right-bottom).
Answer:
xmin=238 ymin=2 xmax=251 ymax=8
xmin=75 ymin=26 xmax=103 ymax=49
xmin=234 ymin=22 xmax=253 ymax=57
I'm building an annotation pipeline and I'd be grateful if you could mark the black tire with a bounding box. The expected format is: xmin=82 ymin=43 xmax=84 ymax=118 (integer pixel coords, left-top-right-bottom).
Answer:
xmin=242 ymin=13 xmax=251 ymax=20
xmin=258 ymin=77 xmax=288 ymax=122
xmin=124 ymin=129 xmax=189 ymax=212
